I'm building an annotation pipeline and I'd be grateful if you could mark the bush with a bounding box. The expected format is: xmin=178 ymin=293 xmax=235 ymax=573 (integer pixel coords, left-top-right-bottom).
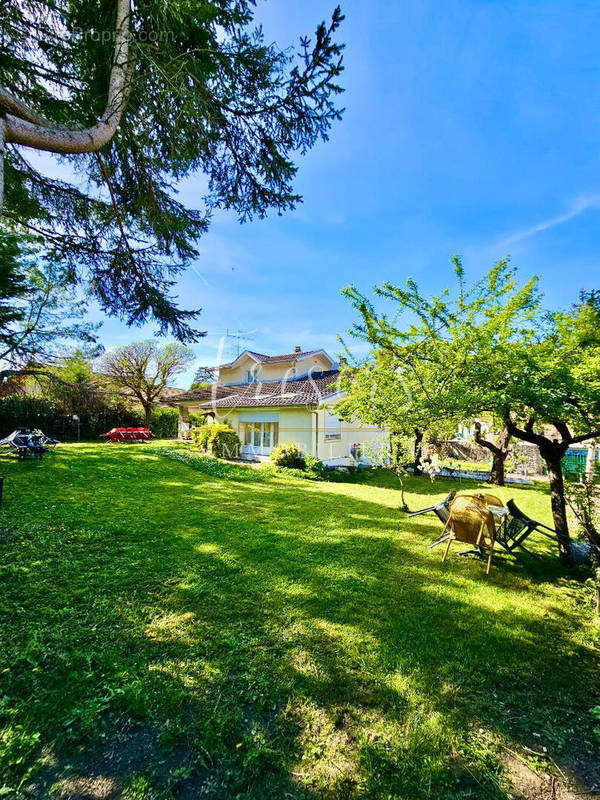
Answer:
xmin=188 ymin=412 xmax=207 ymax=428
xmin=0 ymin=395 xmax=58 ymax=437
xmin=0 ymin=394 xmax=145 ymax=441
xmin=304 ymin=453 xmax=324 ymax=478
xmin=191 ymin=426 xmax=211 ymax=450
xmin=0 ymin=394 xmax=178 ymax=441
xmin=270 ymin=442 xmax=305 ymax=469
xmin=191 ymin=424 xmax=240 ymax=459
xmin=149 ymin=407 xmax=178 ymax=439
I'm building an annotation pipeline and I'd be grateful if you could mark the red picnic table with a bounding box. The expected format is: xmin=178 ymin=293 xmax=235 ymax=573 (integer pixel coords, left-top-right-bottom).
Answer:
xmin=100 ymin=427 xmax=154 ymax=443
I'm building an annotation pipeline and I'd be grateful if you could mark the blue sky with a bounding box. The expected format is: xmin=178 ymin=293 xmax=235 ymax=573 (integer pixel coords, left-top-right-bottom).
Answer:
xmin=40 ymin=0 xmax=600 ymax=385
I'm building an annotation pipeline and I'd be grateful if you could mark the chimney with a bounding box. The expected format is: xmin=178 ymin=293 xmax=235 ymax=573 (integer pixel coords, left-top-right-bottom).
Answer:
xmin=294 ymin=345 xmax=301 ymax=353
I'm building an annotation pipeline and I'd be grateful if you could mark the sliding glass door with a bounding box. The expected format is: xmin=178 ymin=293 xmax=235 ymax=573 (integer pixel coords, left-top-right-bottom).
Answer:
xmin=239 ymin=421 xmax=279 ymax=456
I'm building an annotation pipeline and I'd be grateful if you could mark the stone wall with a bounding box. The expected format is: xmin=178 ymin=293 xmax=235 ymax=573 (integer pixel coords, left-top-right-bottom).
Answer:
xmin=440 ymin=438 xmax=544 ymax=475
xmin=512 ymin=442 xmax=543 ymax=475
xmin=441 ymin=440 xmax=490 ymax=463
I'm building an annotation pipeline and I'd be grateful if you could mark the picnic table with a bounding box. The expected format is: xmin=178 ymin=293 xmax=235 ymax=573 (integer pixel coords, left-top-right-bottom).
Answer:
xmin=0 ymin=428 xmax=58 ymax=459
xmin=100 ymin=427 xmax=154 ymax=443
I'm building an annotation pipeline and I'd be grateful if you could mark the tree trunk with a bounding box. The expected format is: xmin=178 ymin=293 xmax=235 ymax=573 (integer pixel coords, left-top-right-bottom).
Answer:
xmin=2 ymin=0 xmax=132 ymax=155
xmin=474 ymin=423 xmax=510 ymax=486
xmin=489 ymin=451 xmax=505 ymax=486
xmin=413 ymin=427 xmax=424 ymax=476
xmin=143 ymin=403 xmax=153 ymax=428
xmin=392 ymin=466 xmax=409 ymax=512
xmin=0 ymin=0 xmax=132 ymax=213
xmin=543 ymin=451 xmax=573 ymax=564
xmin=0 ymin=117 xmax=5 ymax=216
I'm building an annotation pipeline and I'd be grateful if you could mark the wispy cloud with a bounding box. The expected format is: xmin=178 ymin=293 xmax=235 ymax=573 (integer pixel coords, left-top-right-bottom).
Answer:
xmin=494 ymin=194 xmax=600 ymax=249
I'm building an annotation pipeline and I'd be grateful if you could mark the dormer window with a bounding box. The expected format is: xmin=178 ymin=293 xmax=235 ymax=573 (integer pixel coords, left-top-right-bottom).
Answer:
xmin=247 ymin=366 xmax=261 ymax=384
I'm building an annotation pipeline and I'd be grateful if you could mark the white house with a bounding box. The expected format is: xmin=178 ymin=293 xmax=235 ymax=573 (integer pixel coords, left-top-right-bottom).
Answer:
xmin=176 ymin=347 xmax=385 ymax=466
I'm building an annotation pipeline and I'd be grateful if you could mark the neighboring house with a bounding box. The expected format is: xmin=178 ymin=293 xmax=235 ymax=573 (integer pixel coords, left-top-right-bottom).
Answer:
xmin=154 ymin=385 xmax=189 ymax=408
xmin=176 ymin=347 xmax=385 ymax=466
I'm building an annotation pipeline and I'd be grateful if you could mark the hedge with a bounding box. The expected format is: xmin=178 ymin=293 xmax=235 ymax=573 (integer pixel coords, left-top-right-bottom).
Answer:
xmin=148 ymin=407 xmax=179 ymax=439
xmin=0 ymin=395 xmax=178 ymax=441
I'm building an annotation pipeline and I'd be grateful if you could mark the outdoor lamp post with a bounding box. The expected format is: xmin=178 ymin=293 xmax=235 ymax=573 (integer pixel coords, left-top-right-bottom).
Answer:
xmin=73 ymin=414 xmax=80 ymax=442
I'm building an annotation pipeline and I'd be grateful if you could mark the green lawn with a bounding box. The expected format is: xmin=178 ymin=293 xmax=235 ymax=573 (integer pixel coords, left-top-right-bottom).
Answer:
xmin=0 ymin=443 xmax=598 ymax=800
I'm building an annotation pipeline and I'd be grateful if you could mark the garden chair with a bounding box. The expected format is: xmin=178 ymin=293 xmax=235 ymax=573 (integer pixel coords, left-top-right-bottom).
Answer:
xmin=408 ymin=490 xmax=457 ymax=525
xmin=440 ymin=494 xmax=496 ymax=575
xmin=409 ymin=490 xmax=504 ymax=549
xmin=494 ymin=499 xmax=560 ymax=557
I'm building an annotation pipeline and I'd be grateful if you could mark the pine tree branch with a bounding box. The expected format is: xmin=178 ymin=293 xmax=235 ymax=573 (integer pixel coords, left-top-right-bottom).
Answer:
xmin=2 ymin=0 xmax=132 ymax=155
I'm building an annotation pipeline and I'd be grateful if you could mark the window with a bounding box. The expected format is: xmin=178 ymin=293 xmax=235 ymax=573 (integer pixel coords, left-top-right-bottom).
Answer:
xmin=238 ymin=421 xmax=278 ymax=451
xmin=324 ymin=409 xmax=341 ymax=441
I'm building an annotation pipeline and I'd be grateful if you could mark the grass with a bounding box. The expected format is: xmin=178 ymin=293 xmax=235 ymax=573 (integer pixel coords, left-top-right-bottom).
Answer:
xmin=0 ymin=442 xmax=598 ymax=799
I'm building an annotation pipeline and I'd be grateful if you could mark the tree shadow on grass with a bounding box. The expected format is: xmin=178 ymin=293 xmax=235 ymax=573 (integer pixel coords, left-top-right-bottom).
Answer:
xmin=0 ymin=446 xmax=597 ymax=799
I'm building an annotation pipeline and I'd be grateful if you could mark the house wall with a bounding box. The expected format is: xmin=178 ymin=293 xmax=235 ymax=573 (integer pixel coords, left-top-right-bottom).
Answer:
xmin=178 ymin=400 xmax=386 ymax=465
xmin=315 ymin=406 xmax=385 ymax=464
xmin=219 ymin=353 xmax=333 ymax=385
xmin=213 ymin=407 xmax=315 ymax=454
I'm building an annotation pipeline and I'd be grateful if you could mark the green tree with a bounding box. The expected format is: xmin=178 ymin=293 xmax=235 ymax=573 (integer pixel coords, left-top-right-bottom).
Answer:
xmin=100 ymin=340 xmax=194 ymax=426
xmin=43 ymin=350 xmax=101 ymax=417
xmin=190 ymin=365 xmax=214 ymax=391
xmin=0 ymin=231 xmax=100 ymax=384
xmin=1 ymin=1 xmax=345 ymax=339
xmin=498 ymin=291 xmax=600 ymax=560
xmin=338 ymin=259 xmax=600 ymax=561
xmin=338 ymin=258 xmax=538 ymax=481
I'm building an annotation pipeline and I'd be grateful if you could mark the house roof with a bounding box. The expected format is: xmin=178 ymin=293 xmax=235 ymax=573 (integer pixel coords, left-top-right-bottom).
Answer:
xmin=206 ymin=348 xmax=333 ymax=371
xmin=175 ymin=383 xmax=244 ymax=403
xmin=177 ymin=370 xmax=341 ymax=408
xmin=159 ymin=386 xmax=188 ymax=401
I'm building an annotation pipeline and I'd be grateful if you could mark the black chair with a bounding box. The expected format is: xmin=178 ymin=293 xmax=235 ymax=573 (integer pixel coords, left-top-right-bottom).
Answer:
xmin=495 ymin=499 xmax=560 ymax=557
xmin=408 ymin=490 xmax=457 ymax=524
xmin=412 ymin=493 xmax=561 ymax=558
xmin=408 ymin=491 xmax=457 ymax=549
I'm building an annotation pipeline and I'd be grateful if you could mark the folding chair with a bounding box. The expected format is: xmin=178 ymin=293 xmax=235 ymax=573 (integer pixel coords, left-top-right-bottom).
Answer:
xmin=440 ymin=494 xmax=496 ymax=575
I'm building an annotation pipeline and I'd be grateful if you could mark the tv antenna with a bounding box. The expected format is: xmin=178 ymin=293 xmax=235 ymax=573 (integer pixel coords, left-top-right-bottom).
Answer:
xmin=211 ymin=328 xmax=254 ymax=358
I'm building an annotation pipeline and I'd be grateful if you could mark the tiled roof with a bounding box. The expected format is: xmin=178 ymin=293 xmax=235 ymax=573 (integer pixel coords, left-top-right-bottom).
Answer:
xmin=178 ymin=370 xmax=341 ymax=408
xmin=212 ymin=348 xmax=324 ymax=370
xmin=175 ymin=384 xmax=237 ymax=403
xmin=159 ymin=386 xmax=188 ymax=401
xmin=249 ymin=349 xmax=321 ymax=363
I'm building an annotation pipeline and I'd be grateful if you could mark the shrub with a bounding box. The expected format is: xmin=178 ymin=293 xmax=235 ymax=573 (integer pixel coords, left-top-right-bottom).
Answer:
xmin=0 ymin=395 xmax=59 ymax=438
xmin=191 ymin=424 xmax=240 ymax=459
xmin=304 ymin=453 xmax=324 ymax=478
xmin=270 ymin=442 xmax=305 ymax=469
xmin=149 ymin=407 xmax=178 ymax=439
xmin=191 ymin=426 xmax=211 ymax=450
xmin=0 ymin=394 xmax=147 ymax=441
xmin=188 ymin=412 xmax=207 ymax=428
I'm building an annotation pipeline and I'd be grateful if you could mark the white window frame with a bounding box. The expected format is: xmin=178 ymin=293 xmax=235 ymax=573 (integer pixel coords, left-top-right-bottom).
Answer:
xmin=324 ymin=409 xmax=342 ymax=441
